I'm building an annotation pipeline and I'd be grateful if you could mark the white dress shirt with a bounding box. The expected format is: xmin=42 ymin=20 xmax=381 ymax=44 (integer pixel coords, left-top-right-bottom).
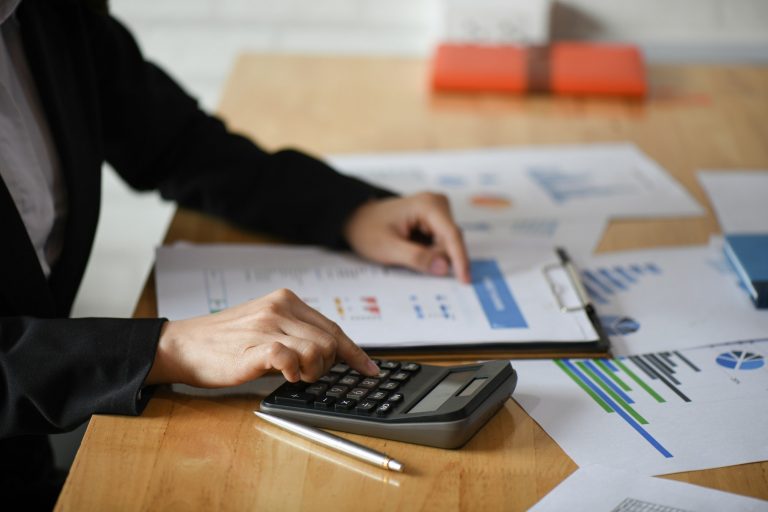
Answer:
xmin=0 ymin=0 xmax=67 ymax=277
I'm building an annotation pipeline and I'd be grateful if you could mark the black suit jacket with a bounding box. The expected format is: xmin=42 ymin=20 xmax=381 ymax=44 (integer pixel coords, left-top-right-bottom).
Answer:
xmin=0 ymin=0 xmax=389 ymax=438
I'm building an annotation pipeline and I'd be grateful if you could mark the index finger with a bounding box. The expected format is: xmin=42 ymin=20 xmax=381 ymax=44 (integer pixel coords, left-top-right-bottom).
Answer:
xmin=424 ymin=207 xmax=471 ymax=284
xmin=288 ymin=299 xmax=379 ymax=377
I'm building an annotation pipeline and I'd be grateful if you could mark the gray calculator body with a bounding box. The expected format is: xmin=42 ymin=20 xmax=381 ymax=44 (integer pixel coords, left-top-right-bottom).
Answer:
xmin=260 ymin=360 xmax=516 ymax=449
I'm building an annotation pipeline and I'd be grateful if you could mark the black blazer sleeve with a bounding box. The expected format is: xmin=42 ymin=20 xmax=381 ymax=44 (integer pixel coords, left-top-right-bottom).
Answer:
xmin=0 ymin=316 xmax=165 ymax=437
xmin=88 ymin=11 xmax=393 ymax=246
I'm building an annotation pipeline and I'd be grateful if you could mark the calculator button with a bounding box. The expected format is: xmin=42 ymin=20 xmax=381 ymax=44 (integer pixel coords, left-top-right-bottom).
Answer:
xmin=335 ymin=399 xmax=356 ymax=411
xmin=329 ymin=363 xmax=349 ymax=374
xmin=275 ymin=391 xmax=314 ymax=406
xmin=375 ymin=402 xmax=394 ymax=416
xmin=401 ymin=362 xmax=421 ymax=373
xmin=314 ymin=396 xmax=336 ymax=409
xmin=368 ymin=390 xmax=388 ymax=401
xmin=359 ymin=378 xmax=379 ymax=389
xmin=355 ymin=400 xmax=378 ymax=413
xmin=379 ymin=381 xmax=399 ymax=391
xmin=386 ymin=393 xmax=403 ymax=403
xmin=326 ymin=385 xmax=349 ymax=398
xmin=338 ymin=376 xmax=360 ymax=387
xmin=346 ymin=388 xmax=369 ymax=401
xmin=390 ymin=372 xmax=410 ymax=382
xmin=318 ymin=374 xmax=340 ymax=385
xmin=305 ymin=384 xmax=328 ymax=396
xmin=376 ymin=370 xmax=391 ymax=380
xmin=348 ymin=370 xmax=361 ymax=377
xmin=379 ymin=361 xmax=400 ymax=371
xmin=281 ymin=381 xmax=308 ymax=391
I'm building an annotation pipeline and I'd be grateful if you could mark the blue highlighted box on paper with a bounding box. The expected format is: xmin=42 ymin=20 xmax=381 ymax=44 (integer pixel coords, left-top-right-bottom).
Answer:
xmin=470 ymin=260 xmax=528 ymax=329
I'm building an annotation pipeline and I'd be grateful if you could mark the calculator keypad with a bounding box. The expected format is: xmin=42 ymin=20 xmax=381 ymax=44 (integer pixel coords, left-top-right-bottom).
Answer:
xmin=314 ymin=396 xmax=335 ymax=409
xmin=275 ymin=391 xmax=314 ymax=405
xmin=268 ymin=359 xmax=421 ymax=417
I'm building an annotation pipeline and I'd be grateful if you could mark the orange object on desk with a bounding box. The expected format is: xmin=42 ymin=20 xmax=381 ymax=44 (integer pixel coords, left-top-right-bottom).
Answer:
xmin=431 ymin=42 xmax=647 ymax=98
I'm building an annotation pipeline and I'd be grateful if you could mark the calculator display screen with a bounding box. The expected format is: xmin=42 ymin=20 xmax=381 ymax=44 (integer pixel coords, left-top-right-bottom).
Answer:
xmin=407 ymin=370 xmax=474 ymax=414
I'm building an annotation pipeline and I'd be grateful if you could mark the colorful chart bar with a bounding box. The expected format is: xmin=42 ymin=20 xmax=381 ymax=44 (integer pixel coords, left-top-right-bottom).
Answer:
xmin=470 ymin=260 xmax=528 ymax=329
xmin=556 ymin=358 xmax=673 ymax=458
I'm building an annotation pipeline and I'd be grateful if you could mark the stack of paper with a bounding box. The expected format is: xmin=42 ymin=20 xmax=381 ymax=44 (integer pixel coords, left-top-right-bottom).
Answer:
xmin=509 ymin=169 xmax=768 ymax=493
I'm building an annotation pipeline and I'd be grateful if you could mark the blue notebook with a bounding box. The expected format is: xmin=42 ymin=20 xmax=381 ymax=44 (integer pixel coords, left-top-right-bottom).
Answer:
xmin=724 ymin=234 xmax=768 ymax=309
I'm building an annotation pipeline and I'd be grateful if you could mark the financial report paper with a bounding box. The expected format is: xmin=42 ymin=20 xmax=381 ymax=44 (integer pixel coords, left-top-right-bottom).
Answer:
xmin=573 ymin=241 xmax=768 ymax=356
xmin=154 ymin=244 xmax=598 ymax=348
xmin=330 ymin=142 xmax=703 ymax=223
xmin=513 ymin=338 xmax=768 ymax=476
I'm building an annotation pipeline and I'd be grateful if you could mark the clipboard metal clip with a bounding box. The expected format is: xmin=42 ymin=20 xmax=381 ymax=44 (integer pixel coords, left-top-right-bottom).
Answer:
xmin=542 ymin=248 xmax=592 ymax=313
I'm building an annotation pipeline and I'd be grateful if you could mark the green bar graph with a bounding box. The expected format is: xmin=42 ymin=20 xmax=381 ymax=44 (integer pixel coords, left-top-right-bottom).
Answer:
xmin=576 ymin=361 xmax=649 ymax=425
xmin=596 ymin=359 xmax=631 ymax=391
xmin=614 ymin=359 xmax=666 ymax=403
xmin=554 ymin=359 xmax=613 ymax=413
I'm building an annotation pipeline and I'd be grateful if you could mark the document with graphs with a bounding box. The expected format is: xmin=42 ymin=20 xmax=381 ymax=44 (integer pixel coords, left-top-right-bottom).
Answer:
xmin=330 ymin=142 xmax=703 ymax=224
xmin=572 ymin=240 xmax=768 ymax=356
xmin=514 ymin=338 xmax=768 ymax=476
xmin=154 ymin=243 xmax=602 ymax=350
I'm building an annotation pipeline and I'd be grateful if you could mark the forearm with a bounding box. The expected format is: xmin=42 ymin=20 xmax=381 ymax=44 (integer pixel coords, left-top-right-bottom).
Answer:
xmin=0 ymin=316 xmax=164 ymax=437
xmin=87 ymin=13 xmax=394 ymax=246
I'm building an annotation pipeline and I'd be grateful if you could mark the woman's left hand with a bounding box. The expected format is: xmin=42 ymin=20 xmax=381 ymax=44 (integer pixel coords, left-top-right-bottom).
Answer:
xmin=343 ymin=192 xmax=471 ymax=284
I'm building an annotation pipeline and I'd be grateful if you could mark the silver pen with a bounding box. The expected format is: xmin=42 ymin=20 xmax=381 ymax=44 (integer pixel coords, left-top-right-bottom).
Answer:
xmin=254 ymin=411 xmax=404 ymax=472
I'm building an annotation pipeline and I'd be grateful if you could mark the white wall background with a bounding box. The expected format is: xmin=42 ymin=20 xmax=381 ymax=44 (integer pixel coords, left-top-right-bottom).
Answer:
xmin=56 ymin=0 xmax=768 ymax=468
xmin=107 ymin=0 xmax=768 ymax=112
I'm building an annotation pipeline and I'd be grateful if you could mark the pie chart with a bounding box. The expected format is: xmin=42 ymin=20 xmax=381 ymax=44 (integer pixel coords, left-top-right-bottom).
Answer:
xmin=715 ymin=351 xmax=764 ymax=370
xmin=600 ymin=315 xmax=640 ymax=336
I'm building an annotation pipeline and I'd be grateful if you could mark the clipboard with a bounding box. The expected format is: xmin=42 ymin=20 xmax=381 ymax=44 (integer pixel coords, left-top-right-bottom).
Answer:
xmin=366 ymin=247 xmax=611 ymax=360
xmin=155 ymin=244 xmax=611 ymax=360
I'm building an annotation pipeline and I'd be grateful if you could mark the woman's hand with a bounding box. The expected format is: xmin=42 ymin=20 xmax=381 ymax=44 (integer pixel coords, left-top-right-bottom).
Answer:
xmin=145 ymin=288 xmax=378 ymax=387
xmin=344 ymin=192 xmax=471 ymax=283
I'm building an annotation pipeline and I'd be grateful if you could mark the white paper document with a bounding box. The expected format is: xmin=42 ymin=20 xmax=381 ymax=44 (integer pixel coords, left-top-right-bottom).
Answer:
xmin=462 ymin=216 xmax=608 ymax=259
xmin=155 ymin=244 xmax=599 ymax=349
xmin=330 ymin=143 xmax=703 ymax=223
xmin=698 ymin=171 xmax=768 ymax=233
xmin=513 ymin=338 xmax=768 ymax=476
xmin=574 ymin=243 xmax=768 ymax=356
xmin=530 ymin=465 xmax=768 ymax=512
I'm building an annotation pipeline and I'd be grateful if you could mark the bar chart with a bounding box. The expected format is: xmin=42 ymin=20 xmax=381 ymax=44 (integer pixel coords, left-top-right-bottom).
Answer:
xmin=528 ymin=166 xmax=636 ymax=204
xmin=552 ymin=339 xmax=767 ymax=461
xmin=580 ymin=262 xmax=662 ymax=306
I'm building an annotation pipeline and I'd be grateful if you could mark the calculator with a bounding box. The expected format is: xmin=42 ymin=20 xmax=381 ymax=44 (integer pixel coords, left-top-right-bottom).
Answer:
xmin=259 ymin=359 xmax=516 ymax=449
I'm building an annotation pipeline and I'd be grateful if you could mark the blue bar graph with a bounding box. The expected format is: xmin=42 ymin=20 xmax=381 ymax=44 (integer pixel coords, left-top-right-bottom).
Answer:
xmin=581 ymin=262 xmax=664 ymax=305
xmin=584 ymin=360 xmax=634 ymax=404
xmin=560 ymin=359 xmax=673 ymax=458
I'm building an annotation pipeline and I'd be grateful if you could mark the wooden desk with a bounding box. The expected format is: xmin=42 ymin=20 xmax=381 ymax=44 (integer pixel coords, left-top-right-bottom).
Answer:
xmin=56 ymin=56 xmax=768 ymax=510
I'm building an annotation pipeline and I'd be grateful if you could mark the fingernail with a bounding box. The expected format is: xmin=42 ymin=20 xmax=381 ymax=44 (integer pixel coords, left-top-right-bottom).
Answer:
xmin=366 ymin=360 xmax=379 ymax=375
xmin=429 ymin=257 xmax=449 ymax=276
